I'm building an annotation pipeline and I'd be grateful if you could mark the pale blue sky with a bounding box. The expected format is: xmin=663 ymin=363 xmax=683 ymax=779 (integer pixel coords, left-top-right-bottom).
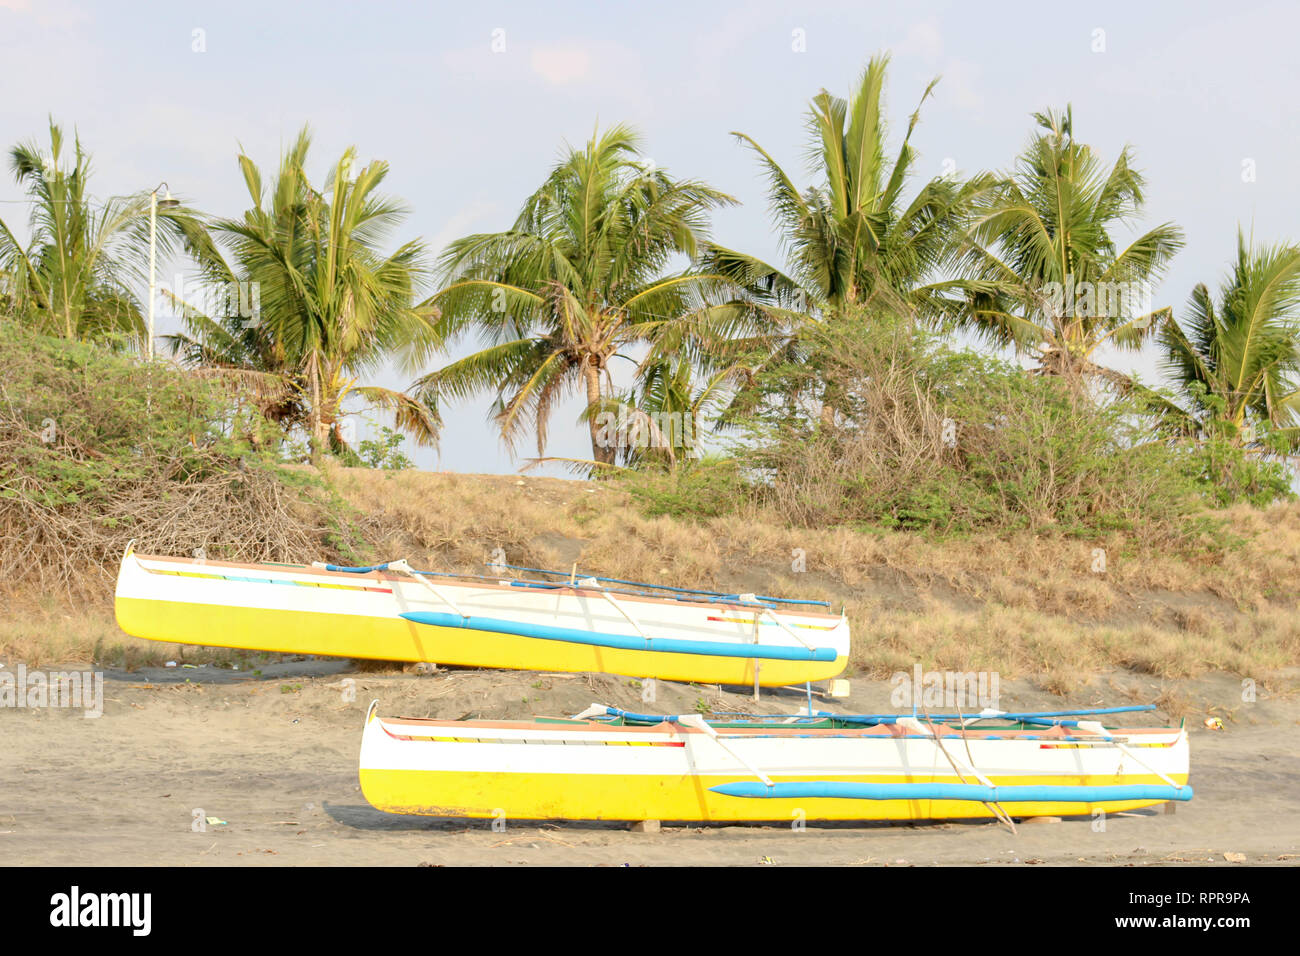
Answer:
xmin=2 ymin=0 xmax=1296 ymax=473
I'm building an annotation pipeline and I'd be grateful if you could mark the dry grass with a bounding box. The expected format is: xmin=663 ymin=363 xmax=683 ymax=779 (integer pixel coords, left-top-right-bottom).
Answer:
xmin=0 ymin=604 xmax=219 ymax=670
xmin=5 ymin=466 xmax=1298 ymax=685
xmin=0 ymin=329 xmax=342 ymax=604
xmin=0 ymin=460 xmax=328 ymax=603
xmin=331 ymin=468 xmax=1300 ymax=684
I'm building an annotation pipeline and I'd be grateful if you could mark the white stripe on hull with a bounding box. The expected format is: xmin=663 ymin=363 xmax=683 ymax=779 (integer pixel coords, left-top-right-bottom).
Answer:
xmin=361 ymin=717 xmax=1189 ymax=781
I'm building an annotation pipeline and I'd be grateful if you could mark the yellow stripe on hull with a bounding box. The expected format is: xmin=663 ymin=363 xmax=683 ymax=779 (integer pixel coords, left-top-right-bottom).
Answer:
xmin=115 ymin=596 xmax=846 ymax=686
xmin=359 ymin=768 xmax=1189 ymax=822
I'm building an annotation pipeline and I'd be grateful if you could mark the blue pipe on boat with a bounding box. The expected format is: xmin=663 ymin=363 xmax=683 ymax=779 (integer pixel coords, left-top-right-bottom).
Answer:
xmin=492 ymin=563 xmax=832 ymax=608
xmin=593 ymin=707 xmax=683 ymax=723
xmin=323 ymin=562 xmax=511 ymax=584
xmin=970 ymin=705 xmax=1155 ymax=719
xmin=399 ymin=611 xmax=838 ymax=662
xmin=323 ymin=562 xmax=830 ymax=609
xmin=709 ymin=781 xmax=1193 ymax=803
xmin=1009 ymin=715 xmax=1109 ymax=730
xmin=595 ymin=705 xmax=1159 ymax=726
xmin=814 ymin=705 xmax=1156 ymax=725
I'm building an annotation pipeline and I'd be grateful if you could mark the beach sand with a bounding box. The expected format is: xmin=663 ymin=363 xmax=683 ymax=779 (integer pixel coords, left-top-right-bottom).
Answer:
xmin=2 ymin=661 xmax=1297 ymax=866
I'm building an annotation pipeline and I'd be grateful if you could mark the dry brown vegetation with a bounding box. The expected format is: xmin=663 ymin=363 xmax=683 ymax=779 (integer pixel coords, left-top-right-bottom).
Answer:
xmin=0 ymin=435 xmax=328 ymax=601
xmin=338 ymin=468 xmax=1300 ymax=682
xmin=5 ymin=466 xmax=1299 ymax=684
xmin=0 ymin=323 xmax=341 ymax=603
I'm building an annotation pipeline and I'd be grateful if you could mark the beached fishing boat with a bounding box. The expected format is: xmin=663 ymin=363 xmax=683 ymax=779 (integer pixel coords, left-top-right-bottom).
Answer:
xmin=114 ymin=546 xmax=849 ymax=685
xmin=359 ymin=702 xmax=1192 ymax=823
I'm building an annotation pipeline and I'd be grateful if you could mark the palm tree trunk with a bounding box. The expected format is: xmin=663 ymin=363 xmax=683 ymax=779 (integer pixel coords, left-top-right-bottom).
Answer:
xmin=583 ymin=357 xmax=614 ymax=465
xmin=308 ymin=352 xmax=327 ymax=465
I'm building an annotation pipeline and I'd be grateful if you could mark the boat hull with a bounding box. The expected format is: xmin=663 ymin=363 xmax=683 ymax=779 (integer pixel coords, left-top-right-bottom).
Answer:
xmin=358 ymin=709 xmax=1191 ymax=823
xmin=114 ymin=551 xmax=849 ymax=685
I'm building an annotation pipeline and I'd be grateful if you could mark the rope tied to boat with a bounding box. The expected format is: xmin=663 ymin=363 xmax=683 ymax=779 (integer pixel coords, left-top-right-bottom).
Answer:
xmin=316 ymin=558 xmax=472 ymax=619
xmin=913 ymin=700 xmax=1017 ymax=833
xmin=1073 ymin=720 xmax=1186 ymax=791
xmin=572 ymin=705 xmax=773 ymax=787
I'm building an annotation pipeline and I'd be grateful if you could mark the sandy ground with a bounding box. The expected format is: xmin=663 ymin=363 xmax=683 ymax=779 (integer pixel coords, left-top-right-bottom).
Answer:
xmin=2 ymin=659 xmax=1298 ymax=866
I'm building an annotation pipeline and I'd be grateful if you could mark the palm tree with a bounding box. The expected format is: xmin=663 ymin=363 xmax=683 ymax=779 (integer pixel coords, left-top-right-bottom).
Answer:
xmin=958 ymin=106 xmax=1184 ymax=386
xmin=170 ymin=127 xmax=438 ymax=463
xmin=416 ymin=124 xmax=755 ymax=465
xmin=1156 ymin=231 xmax=1300 ymax=449
xmin=579 ymin=358 xmax=751 ymax=470
xmin=705 ymin=53 xmax=994 ymax=324
xmin=0 ymin=118 xmax=192 ymax=347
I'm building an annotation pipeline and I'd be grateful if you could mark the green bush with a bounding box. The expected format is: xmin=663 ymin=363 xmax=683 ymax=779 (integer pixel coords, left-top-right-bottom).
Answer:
xmin=679 ymin=309 xmax=1262 ymax=538
xmin=0 ymin=320 xmax=361 ymax=598
xmin=616 ymin=457 xmax=746 ymax=520
xmin=1182 ymin=436 xmax=1294 ymax=508
xmin=357 ymin=426 xmax=415 ymax=470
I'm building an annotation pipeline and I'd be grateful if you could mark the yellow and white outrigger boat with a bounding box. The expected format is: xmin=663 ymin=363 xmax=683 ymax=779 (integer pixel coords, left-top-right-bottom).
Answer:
xmin=114 ymin=547 xmax=849 ymax=686
xmin=359 ymin=702 xmax=1192 ymax=823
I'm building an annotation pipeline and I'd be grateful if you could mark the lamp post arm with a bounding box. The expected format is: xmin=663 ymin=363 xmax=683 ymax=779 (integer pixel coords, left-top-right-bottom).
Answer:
xmin=147 ymin=189 xmax=157 ymax=360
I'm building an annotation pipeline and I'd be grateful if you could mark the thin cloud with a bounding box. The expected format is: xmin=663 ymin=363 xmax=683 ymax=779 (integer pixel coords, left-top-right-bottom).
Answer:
xmin=530 ymin=46 xmax=592 ymax=86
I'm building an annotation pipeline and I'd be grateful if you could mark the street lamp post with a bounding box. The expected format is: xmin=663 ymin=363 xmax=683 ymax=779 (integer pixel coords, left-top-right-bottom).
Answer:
xmin=147 ymin=183 xmax=180 ymax=360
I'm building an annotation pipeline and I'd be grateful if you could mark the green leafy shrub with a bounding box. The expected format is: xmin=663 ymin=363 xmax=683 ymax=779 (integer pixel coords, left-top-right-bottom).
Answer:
xmin=692 ymin=309 xmax=1254 ymax=539
xmin=1181 ymin=435 xmax=1295 ymax=508
xmin=0 ymin=320 xmax=362 ymax=599
xmin=357 ymin=426 xmax=414 ymax=470
xmin=616 ymin=457 xmax=746 ymax=521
